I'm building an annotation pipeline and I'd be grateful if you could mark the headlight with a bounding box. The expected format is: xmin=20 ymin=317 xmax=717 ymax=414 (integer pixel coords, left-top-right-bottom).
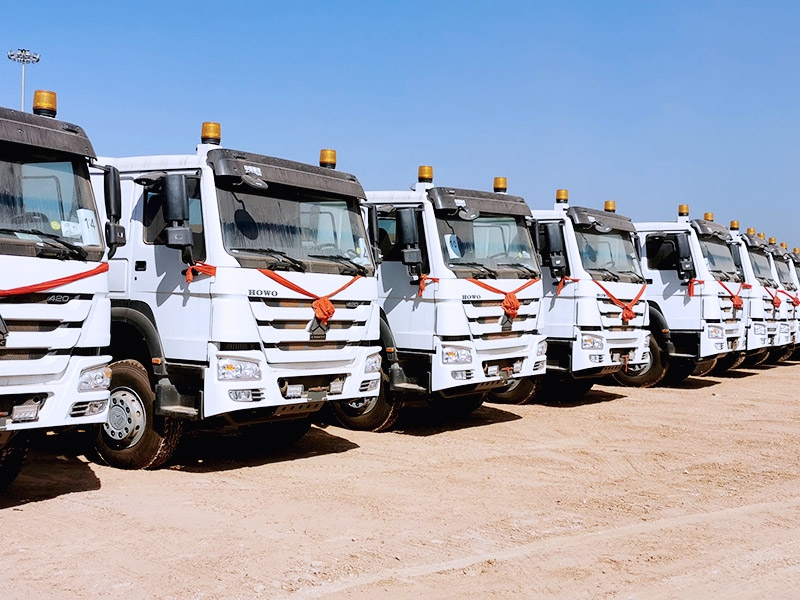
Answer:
xmin=217 ymin=358 xmax=262 ymax=381
xmin=753 ymin=323 xmax=767 ymax=336
xmin=442 ymin=346 xmax=473 ymax=364
xmin=581 ymin=334 xmax=604 ymax=350
xmin=780 ymin=323 xmax=791 ymax=334
xmin=536 ymin=340 xmax=548 ymax=356
xmin=365 ymin=352 xmax=382 ymax=373
xmin=707 ymin=326 xmax=724 ymax=340
xmin=78 ymin=365 xmax=112 ymax=391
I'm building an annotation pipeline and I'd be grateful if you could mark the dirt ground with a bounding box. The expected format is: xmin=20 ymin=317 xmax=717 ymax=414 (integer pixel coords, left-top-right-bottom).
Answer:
xmin=2 ymin=362 xmax=800 ymax=599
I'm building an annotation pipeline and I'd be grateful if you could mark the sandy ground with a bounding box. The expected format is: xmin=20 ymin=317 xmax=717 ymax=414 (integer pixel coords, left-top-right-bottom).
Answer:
xmin=2 ymin=362 xmax=800 ymax=599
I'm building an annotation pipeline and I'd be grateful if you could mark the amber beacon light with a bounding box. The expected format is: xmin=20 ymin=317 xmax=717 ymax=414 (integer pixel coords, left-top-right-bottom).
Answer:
xmin=604 ymin=200 xmax=616 ymax=213
xmin=201 ymin=121 xmax=221 ymax=145
xmin=32 ymin=89 xmax=56 ymax=117
xmin=319 ymin=149 xmax=337 ymax=169
xmin=418 ymin=165 xmax=433 ymax=183
xmin=493 ymin=177 xmax=507 ymax=193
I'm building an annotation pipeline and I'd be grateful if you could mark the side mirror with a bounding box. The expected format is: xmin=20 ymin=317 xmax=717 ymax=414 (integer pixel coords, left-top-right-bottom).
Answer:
xmin=543 ymin=222 xmax=567 ymax=278
xmin=675 ymin=234 xmax=695 ymax=280
xmin=367 ymin=206 xmax=382 ymax=264
xmin=99 ymin=165 xmax=126 ymax=258
xmin=162 ymin=174 xmax=193 ymax=255
xmin=396 ymin=208 xmax=422 ymax=274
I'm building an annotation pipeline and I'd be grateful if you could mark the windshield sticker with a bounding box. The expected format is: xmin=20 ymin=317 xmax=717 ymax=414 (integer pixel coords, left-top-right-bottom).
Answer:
xmin=445 ymin=234 xmax=462 ymax=259
xmin=77 ymin=208 xmax=101 ymax=246
xmin=60 ymin=220 xmax=82 ymax=239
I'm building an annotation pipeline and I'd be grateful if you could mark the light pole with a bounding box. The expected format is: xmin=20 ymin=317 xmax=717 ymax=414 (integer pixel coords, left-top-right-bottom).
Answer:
xmin=7 ymin=49 xmax=40 ymax=111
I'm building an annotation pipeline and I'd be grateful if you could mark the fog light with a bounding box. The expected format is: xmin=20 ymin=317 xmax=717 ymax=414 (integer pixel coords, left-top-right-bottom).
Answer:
xmin=486 ymin=365 xmax=499 ymax=377
xmin=536 ymin=340 xmax=548 ymax=356
xmin=79 ymin=365 xmax=112 ymax=391
xmin=229 ymin=390 xmax=253 ymax=402
xmin=715 ymin=343 xmax=724 ymax=350
xmin=365 ymin=379 xmax=380 ymax=391
xmin=589 ymin=354 xmax=603 ymax=363
xmin=512 ymin=360 xmax=523 ymax=374
xmin=707 ymin=326 xmax=724 ymax=339
xmin=86 ymin=400 xmax=107 ymax=415
xmin=533 ymin=360 xmax=546 ymax=371
xmin=452 ymin=370 xmax=470 ymax=380
xmin=286 ymin=384 xmax=305 ymax=399
xmin=12 ymin=402 xmax=39 ymax=422
xmin=329 ymin=379 xmax=344 ymax=395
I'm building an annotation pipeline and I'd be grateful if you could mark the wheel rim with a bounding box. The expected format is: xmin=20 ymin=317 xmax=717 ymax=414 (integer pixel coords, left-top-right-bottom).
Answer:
xmin=104 ymin=387 xmax=146 ymax=447
xmin=342 ymin=395 xmax=378 ymax=416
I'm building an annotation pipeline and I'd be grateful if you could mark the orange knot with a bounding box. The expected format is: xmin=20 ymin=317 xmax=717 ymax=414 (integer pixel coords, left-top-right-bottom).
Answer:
xmin=418 ymin=274 xmax=439 ymax=296
xmin=467 ymin=278 xmax=538 ymax=319
xmin=501 ymin=293 xmax=521 ymax=319
xmin=186 ymin=262 xmax=217 ymax=283
xmin=731 ymin=295 xmax=743 ymax=310
xmin=311 ymin=297 xmax=336 ymax=325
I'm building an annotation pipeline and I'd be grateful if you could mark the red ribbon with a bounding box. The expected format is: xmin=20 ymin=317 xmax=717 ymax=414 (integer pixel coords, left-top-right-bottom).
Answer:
xmin=185 ymin=262 xmax=218 ymax=283
xmin=556 ymin=276 xmax=581 ymax=296
xmin=591 ymin=281 xmax=647 ymax=323
xmin=258 ymin=270 xmax=362 ymax=325
xmin=717 ymin=281 xmax=749 ymax=310
xmin=417 ymin=274 xmax=440 ymax=296
xmin=688 ymin=279 xmax=705 ymax=297
xmin=466 ymin=278 xmax=539 ymax=319
xmin=764 ymin=287 xmax=782 ymax=309
xmin=777 ymin=289 xmax=800 ymax=307
xmin=0 ymin=263 xmax=109 ymax=297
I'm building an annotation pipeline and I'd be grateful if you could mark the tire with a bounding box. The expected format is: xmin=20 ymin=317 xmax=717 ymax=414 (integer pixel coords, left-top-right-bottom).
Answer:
xmin=692 ymin=358 xmax=717 ymax=377
xmin=94 ymin=359 xmax=182 ymax=470
xmin=0 ymin=433 xmax=29 ymax=490
xmin=711 ymin=352 xmax=746 ymax=374
xmin=432 ymin=392 xmax=486 ymax=417
xmin=766 ymin=346 xmax=794 ymax=364
xmin=330 ymin=372 xmax=400 ymax=432
xmin=239 ymin=418 xmax=311 ymax=452
xmin=661 ymin=358 xmax=695 ymax=386
xmin=613 ymin=335 xmax=668 ymax=388
xmin=742 ymin=349 xmax=769 ymax=367
xmin=486 ymin=376 xmax=543 ymax=405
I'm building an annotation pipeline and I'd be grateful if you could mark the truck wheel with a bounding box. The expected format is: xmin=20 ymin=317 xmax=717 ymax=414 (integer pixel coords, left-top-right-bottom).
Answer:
xmin=95 ymin=360 xmax=182 ymax=470
xmin=613 ymin=335 xmax=667 ymax=388
xmin=330 ymin=377 xmax=400 ymax=432
xmin=766 ymin=346 xmax=794 ymax=364
xmin=711 ymin=352 xmax=745 ymax=374
xmin=486 ymin=376 xmax=543 ymax=405
xmin=661 ymin=358 xmax=695 ymax=386
xmin=742 ymin=349 xmax=769 ymax=367
xmin=692 ymin=358 xmax=717 ymax=376
xmin=0 ymin=433 xmax=29 ymax=490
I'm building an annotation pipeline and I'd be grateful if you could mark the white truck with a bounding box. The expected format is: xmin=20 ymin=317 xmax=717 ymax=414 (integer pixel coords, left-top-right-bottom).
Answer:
xmin=724 ymin=223 xmax=791 ymax=367
xmin=0 ymin=91 xmax=125 ymax=487
xmin=627 ymin=206 xmax=746 ymax=386
xmin=90 ymin=124 xmax=382 ymax=469
xmin=763 ymin=237 xmax=798 ymax=361
xmin=531 ymin=190 xmax=649 ymax=395
xmin=335 ymin=167 xmax=547 ymax=430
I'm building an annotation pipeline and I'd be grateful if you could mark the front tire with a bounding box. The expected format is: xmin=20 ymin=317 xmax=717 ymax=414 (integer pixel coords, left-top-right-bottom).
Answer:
xmin=330 ymin=372 xmax=400 ymax=432
xmin=94 ymin=360 xmax=182 ymax=470
xmin=613 ymin=335 xmax=667 ymax=388
xmin=0 ymin=433 xmax=29 ymax=489
xmin=487 ymin=376 xmax=543 ymax=405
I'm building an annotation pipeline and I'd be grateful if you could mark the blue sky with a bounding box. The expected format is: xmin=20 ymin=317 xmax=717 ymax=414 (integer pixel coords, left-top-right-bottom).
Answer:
xmin=2 ymin=1 xmax=799 ymax=244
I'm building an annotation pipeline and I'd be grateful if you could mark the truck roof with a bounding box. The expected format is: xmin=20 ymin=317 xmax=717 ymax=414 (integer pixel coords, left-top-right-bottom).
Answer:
xmin=0 ymin=105 xmax=95 ymax=158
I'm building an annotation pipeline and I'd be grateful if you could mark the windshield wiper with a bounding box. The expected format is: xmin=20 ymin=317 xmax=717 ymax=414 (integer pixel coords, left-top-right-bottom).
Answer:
xmin=0 ymin=227 xmax=88 ymax=260
xmin=307 ymin=253 xmax=368 ymax=276
xmin=587 ymin=267 xmax=619 ymax=282
xmin=497 ymin=262 xmax=539 ymax=279
xmin=613 ymin=269 xmax=646 ymax=283
xmin=449 ymin=261 xmax=498 ymax=279
xmin=708 ymin=269 xmax=732 ymax=282
xmin=230 ymin=247 xmax=306 ymax=272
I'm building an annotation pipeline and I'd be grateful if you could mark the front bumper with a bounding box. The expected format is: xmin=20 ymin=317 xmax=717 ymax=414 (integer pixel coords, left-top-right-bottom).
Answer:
xmin=568 ymin=328 xmax=650 ymax=375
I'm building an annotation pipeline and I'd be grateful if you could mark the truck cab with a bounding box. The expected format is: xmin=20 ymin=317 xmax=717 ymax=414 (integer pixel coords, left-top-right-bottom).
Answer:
xmin=531 ymin=190 xmax=649 ymax=395
xmin=633 ymin=207 xmax=746 ymax=385
xmin=0 ymin=91 xmax=124 ymax=487
xmin=90 ymin=124 xmax=382 ymax=469
xmin=764 ymin=238 xmax=798 ymax=361
xmin=338 ymin=167 xmax=547 ymax=430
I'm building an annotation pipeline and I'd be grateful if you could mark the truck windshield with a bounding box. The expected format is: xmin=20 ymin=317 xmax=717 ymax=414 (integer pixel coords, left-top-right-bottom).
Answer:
xmin=0 ymin=146 xmax=103 ymax=259
xmin=773 ymin=257 xmax=796 ymax=290
xmin=436 ymin=213 xmax=539 ymax=279
xmin=216 ymin=183 xmax=374 ymax=276
xmin=574 ymin=229 xmax=644 ymax=283
xmin=748 ymin=249 xmax=776 ymax=286
xmin=698 ymin=237 xmax=741 ymax=282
